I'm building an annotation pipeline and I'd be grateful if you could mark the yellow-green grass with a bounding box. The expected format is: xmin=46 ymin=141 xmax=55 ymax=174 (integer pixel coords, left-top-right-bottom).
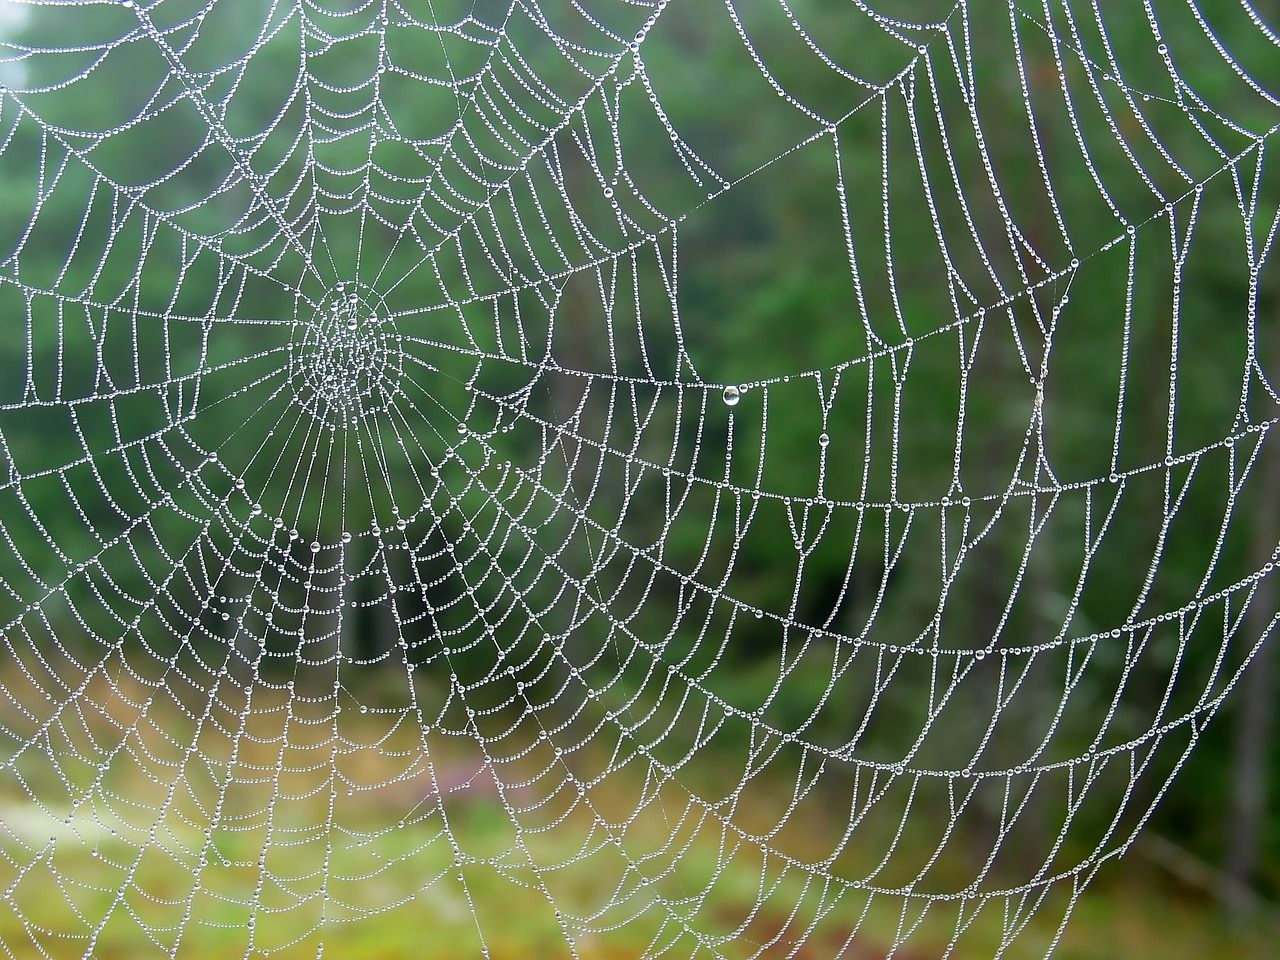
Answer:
xmin=0 ymin=672 xmax=1270 ymax=959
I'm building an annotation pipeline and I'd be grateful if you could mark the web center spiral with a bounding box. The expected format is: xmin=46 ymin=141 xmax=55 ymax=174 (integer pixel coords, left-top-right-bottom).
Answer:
xmin=289 ymin=283 xmax=403 ymax=429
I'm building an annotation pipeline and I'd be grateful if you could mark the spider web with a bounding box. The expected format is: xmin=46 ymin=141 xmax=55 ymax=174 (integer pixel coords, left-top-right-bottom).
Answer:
xmin=0 ymin=0 xmax=1277 ymax=957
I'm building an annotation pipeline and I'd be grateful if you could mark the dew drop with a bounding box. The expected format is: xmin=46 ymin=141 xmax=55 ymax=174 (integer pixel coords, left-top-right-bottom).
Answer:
xmin=310 ymin=542 xmax=321 ymax=553
xmin=346 ymin=318 xmax=358 ymax=331
xmin=722 ymin=385 xmax=741 ymax=407
xmin=341 ymin=531 xmax=353 ymax=544
xmin=818 ymin=432 xmax=830 ymax=448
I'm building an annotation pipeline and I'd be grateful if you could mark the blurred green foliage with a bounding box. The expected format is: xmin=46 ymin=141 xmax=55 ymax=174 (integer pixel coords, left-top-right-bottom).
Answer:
xmin=1 ymin=0 xmax=1278 ymax=940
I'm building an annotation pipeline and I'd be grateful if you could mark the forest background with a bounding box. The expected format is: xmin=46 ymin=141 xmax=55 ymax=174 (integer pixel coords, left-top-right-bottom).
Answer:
xmin=0 ymin=0 xmax=1278 ymax=957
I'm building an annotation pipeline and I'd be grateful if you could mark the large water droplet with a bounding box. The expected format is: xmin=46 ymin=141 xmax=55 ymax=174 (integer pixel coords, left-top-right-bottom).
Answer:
xmin=722 ymin=385 xmax=741 ymax=407
xmin=818 ymin=432 xmax=830 ymax=448
xmin=341 ymin=531 xmax=353 ymax=544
